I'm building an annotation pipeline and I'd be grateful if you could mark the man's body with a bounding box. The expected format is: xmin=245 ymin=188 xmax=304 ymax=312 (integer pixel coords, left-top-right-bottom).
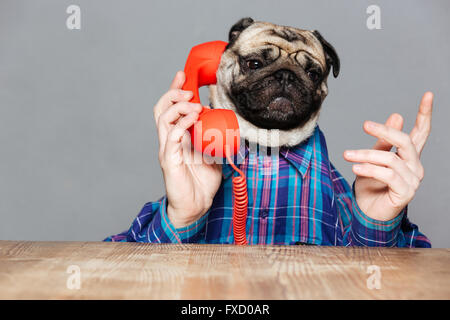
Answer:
xmin=106 ymin=19 xmax=433 ymax=247
xmin=106 ymin=122 xmax=430 ymax=247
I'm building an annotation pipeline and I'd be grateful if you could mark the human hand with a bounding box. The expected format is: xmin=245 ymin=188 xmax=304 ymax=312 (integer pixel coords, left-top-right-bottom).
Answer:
xmin=343 ymin=92 xmax=433 ymax=221
xmin=153 ymin=71 xmax=222 ymax=228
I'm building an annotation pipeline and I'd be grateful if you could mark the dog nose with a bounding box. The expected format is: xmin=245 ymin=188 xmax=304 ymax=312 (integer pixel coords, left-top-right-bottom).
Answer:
xmin=274 ymin=69 xmax=296 ymax=85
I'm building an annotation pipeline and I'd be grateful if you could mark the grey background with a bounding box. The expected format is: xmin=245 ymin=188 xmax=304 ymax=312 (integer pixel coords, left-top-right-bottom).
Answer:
xmin=0 ymin=0 xmax=449 ymax=247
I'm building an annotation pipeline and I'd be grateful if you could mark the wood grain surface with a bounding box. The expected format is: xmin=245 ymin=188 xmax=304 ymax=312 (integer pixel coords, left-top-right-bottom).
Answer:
xmin=0 ymin=241 xmax=449 ymax=299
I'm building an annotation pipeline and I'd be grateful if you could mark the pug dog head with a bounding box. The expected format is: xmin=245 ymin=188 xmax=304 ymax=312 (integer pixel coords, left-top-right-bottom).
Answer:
xmin=209 ymin=17 xmax=340 ymax=147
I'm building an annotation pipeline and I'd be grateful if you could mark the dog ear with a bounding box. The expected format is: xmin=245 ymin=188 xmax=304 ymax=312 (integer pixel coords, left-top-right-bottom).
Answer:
xmin=227 ymin=17 xmax=254 ymax=48
xmin=312 ymin=30 xmax=340 ymax=78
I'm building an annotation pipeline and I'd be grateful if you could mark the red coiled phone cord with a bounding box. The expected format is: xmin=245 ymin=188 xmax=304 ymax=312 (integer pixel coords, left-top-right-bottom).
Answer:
xmin=226 ymin=153 xmax=248 ymax=245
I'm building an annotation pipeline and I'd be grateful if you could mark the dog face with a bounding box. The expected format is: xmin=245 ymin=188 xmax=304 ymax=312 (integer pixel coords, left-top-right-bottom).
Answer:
xmin=210 ymin=17 xmax=340 ymax=147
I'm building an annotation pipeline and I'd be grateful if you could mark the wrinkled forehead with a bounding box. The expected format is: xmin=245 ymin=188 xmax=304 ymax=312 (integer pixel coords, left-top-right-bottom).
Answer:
xmin=233 ymin=22 xmax=326 ymax=67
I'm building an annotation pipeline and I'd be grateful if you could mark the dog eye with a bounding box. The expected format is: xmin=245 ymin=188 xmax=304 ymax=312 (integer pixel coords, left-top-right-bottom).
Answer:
xmin=247 ymin=59 xmax=263 ymax=70
xmin=307 ymin=70 xmax=321 ymax=82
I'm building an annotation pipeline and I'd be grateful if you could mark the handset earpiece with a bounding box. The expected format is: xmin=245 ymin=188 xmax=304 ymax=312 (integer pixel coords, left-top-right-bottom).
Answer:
xmin=181 ymin=41 xmax=240 ymax=158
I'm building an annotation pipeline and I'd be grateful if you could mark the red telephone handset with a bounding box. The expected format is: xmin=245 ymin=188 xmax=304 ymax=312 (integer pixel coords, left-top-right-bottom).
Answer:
xmin=181 ymin=41 xmax=248 ymax=245
xmin=182 ymin=41 xmax=240 ymax=157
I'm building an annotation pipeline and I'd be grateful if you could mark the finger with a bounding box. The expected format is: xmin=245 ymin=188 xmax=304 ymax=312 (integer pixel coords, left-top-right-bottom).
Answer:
xmin=154 ymin=89 xmax=193 ymax=124
xmin=164 ymin=112 xmax=199 ymax=159
xmin=344 ymin=149 xmax=421 ymax=186
xmin=170 ymin=71 xmax=186 ymax=90
xmin=157 ymin=102 xmax=202 ymax=151
xmin=410 ymin=91 xmax=433 ymax=156
xmin=363 ymin=121 xmax=418 ymax=163
xmin=372 ymin=113 xmax=404 ymax=151
xmin=352 ymin=163 xmax=408 ymax=198
xmin=159 ymin=102 xmax=202 ymax=126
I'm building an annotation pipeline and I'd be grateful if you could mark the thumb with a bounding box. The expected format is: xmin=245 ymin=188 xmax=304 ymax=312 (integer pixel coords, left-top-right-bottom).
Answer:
xmin=169 ymin=71 xmax=186 ymax=90
xmin=372 ymin=113 xmax=404 ymax=151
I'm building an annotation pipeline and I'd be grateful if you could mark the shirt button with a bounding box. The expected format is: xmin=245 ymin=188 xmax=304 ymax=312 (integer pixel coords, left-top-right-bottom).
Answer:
xmin=261 ymin=208 xmax=269 ymax=218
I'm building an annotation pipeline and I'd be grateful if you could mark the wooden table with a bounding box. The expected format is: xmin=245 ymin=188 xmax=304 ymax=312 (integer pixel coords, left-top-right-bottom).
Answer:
xmin=0 ymin=241 xmax=449 ymax=299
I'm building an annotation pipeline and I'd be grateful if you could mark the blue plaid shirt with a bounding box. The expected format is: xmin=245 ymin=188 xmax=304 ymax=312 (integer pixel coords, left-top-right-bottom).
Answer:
xmin=105 ymin=126 xmax=430 ymax=247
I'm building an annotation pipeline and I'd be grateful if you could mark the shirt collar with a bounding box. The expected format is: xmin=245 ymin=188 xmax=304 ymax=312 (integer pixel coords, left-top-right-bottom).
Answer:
xmin=222 ymin=125 xmax=319 ymax=179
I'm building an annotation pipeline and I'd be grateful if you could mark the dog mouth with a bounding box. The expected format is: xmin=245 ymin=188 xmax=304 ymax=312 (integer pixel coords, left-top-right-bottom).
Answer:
xmin=237 ymin=94 xmax=297 ymax=129
xmin=258 ymin=95 xmax=296 ymax=127
xmin=267 ymin=96 xmax=294 ymax=113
